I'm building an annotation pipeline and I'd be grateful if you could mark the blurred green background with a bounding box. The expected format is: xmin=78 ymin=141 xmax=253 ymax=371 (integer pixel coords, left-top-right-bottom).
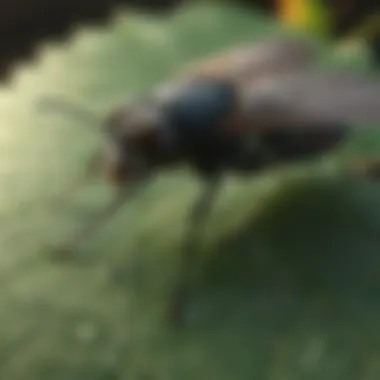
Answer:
xmin=1 ymin=2 xmax=380 ymax=379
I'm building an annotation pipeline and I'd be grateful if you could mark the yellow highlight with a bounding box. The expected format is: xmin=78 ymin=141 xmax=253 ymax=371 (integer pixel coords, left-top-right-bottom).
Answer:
xmin=277 ymin=0 xmax=308 ymax=28
xmin=277 ymin=0 xmax=332 ymax=36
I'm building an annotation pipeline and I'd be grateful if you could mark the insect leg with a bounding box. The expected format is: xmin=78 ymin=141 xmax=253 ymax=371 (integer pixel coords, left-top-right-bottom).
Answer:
xmin=168 ymin=175 xmax=222 ymax=326
xmin=52 ymin=183 xmax=143 ymax=260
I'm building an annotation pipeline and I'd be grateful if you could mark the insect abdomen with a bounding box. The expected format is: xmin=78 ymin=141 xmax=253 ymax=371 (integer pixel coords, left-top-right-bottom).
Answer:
xmin=261 ymin=123 xmax=348 ymax=161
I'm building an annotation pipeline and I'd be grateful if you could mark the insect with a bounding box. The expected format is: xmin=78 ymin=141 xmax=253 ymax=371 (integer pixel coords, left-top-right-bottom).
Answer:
xmin=40 ymin=35 xmax=380 ymax=326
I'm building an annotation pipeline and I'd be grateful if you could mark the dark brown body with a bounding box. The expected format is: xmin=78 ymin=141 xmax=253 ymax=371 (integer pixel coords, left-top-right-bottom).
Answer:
xmin=135 ymin=36 xmax=379 ymax=181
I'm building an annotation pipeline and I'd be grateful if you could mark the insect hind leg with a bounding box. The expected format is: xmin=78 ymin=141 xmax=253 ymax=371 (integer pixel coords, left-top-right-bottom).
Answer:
xmin=168 ymin=175 xmax=221 ymax=326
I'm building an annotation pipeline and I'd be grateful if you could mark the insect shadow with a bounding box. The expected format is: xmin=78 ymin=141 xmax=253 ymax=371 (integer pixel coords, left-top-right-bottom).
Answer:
xmin=197 ymin=174 xmax=380 ymax=300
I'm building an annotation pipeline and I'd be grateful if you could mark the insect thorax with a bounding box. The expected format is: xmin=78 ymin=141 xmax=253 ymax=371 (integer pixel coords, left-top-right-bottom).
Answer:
xmin=161 ymin=77 xmax=242 ymax=173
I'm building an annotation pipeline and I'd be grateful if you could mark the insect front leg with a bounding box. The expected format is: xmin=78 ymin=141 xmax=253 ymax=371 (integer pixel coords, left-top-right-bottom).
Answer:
xmin=168 ymin=175 xmax=222 ymax=326
xmin=52 ymin=180 xmax=146 ymax=261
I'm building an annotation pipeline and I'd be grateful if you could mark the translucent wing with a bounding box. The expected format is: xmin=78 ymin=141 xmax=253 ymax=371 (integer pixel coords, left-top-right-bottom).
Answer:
xmin=180 ymin=35 xmax=317 ymax=81
xmin=242 ymin=70 xmax=380 ymax=129
xmin=154 ymin=35 xmax=318 ymax=103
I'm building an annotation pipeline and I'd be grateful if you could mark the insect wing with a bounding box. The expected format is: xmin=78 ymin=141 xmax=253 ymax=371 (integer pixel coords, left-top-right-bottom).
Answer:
xmin=179 ymin=36 xmax=318 ymax=82
xmin=152 ymin=36 xmax=318 ymax=104
xmin=242 ymin=70 xmax=380 ymax=128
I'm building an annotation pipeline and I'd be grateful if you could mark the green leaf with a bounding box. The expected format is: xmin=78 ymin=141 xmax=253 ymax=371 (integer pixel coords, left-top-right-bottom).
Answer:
xmin=1 ymin=3 xmax=380 ymax=380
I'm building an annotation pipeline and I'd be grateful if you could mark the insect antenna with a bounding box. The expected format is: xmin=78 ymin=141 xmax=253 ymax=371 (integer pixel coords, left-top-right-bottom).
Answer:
xmin=3 ymin=97 xmax=109 ymax=220
xmin=37 ymin=95 xmax=104 ymax=130
xmin=35 ymin=95 xmax=111 ymax=198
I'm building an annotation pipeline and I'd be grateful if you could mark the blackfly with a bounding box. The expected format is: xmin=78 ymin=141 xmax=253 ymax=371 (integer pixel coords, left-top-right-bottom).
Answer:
xmin=40 ymin=36 xmax=380 ymax=325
